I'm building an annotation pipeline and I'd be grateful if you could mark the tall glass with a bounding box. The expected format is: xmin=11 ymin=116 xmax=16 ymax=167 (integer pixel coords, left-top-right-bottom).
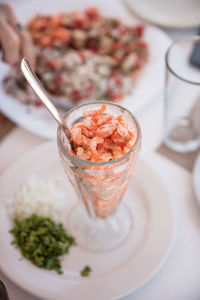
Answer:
xmin=164 ymin=36 xmax=200 ymax=153
xmin=57 ymin=102 xmax=141 ymax=251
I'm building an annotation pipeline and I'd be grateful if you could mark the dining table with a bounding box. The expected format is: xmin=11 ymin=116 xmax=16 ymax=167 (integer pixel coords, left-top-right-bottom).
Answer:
xmin=0 ymin=1 xmax=200 ymax=299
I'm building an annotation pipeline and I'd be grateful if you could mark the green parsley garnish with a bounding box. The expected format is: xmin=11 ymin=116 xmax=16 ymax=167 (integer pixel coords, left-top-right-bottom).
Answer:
xmin=10 ymin=214 xmax=75 ymax=274
xmin=80 ymin=265 xmax=92 ymax=277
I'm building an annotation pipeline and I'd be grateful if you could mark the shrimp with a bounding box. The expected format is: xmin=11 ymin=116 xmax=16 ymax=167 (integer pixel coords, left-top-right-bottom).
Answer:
xmin=91 ymin=115 xmax=100 ymax=123
xmin=83 ymin=104 xmax=107 ymax=117
xmin=72 ymin=121 xmax=95 ymax=138
xmin=111 ymin=132 xmax=126 ymax=146
xmin=77 ymin=147 xmax=92 ymax=160
xmin=122 ymin=136 xmax=136 ymax=154
xmin=89 ymin=136 xmax=104 ymax=159
xmin=100 ymin=151 xmax=112 ymax=161
xmin=97 ymin=144 xmax=112 ymax=161
xmin=83 ymin=118 xmax=96 ymax=130
xmin=127 ymin=124 xmax=135 ymax=138
xmin=102 ymin=139 xmax=119 ymax=151
xmin=116 ymin=115 xmax=125 ymax=122
xmin=107 ymin=119 xmax=119 ymax=126
xmin=96 ymin=123 xmax=117 ymax=138
xmin=111 ymin=121 xmax=132 ymax=146
xmin=70 ymin=106 xmax=135 ymax=162
xmin=72 ymin=123 xmax=84 ymax=129
xmin=70 ymin=127 xmax=82 ymax=145
xmin=102 ymin=138 xmax=112 ymax=149
xmin=117 ymin=121 xmax=135 ymax=141
xmin=81 ymin=135 xmax=90 ymax=148
xmin=117 ymin=121 xmax=130 ymax=140
xmin=70 ymin=127 xmax=90 ymax=147
xmin=112 ymin=149 xmax=123 ymax=159
xmin=82 ymin=127 xmax=95 ymax=138
xmin=102 ymin=139 xmax=122 ymax=159
xmin=96 ymin=114 xmax=112 ymax=127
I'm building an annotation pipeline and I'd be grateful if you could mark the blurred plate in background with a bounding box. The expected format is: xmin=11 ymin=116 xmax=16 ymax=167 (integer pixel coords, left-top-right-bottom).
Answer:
xmin=125 ymin=0 xmax=200 ymax=29
xmin=193 ymin=153 xmax=200 ymax=203
xmin=0 ymin=0 xmax=171 ymax=139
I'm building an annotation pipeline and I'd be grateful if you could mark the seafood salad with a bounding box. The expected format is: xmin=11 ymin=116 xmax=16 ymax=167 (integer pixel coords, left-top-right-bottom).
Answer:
xmin=58 ymin=103 xmax=140 ymax=218
xmin=3 ymin=7 xmax=148 ymax=106
xmin=69 ymin=103 xmax=136 ymax=161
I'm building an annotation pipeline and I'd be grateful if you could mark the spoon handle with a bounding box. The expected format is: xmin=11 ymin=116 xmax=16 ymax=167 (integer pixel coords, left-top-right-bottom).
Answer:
xmin=0 ymin=280 xmax=9 ymax=300
xmin=21 ymin=58 xmax=70 ymax=137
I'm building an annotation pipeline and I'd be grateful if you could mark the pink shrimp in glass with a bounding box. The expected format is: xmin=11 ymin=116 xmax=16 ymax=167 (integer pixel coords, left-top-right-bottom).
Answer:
xmin=111 ymin=131 xmax=126 ymax=146
xmin=102 ymin=139 xmax=122 ymax=159
xmin=70 ymin=127 xmax=83 ymax=145
xmin=70 ymin=126 xmax=91 ymax=148
xmin=111 ymin=121 xmax=132 ymax=146
xmin=97 ymin=144 xmax=112 ymax=161
xmin=91 ymin=115 xmax=100 ymax=123
xmin=69 ymin=104 xmax=136 ymax=162
xmin=116 ymin=121 xmax=131 ymax=140
xmin=82 ymin=127 xmax=95 ymax=138
xmin=83 ymin=117 xmax=96 ymax=130
xmin=107 ymin=119 xmax=119 ymax=126
xmin=89 ymin=136 xmax=104 ymax=159
xmin=96 ymin=123 xmax=117 ymax=138
xmin=77 ymin=147 xmax=92 ymax=160
xmin=72 ymin=122 xmax=95 ymax=138
xmin=102 ymin=138 xmax=120 ymax=151
xmin=83 ymin=104 xmax=107 ymax=117
xmin=96 ymin=113 xmax=113 ymax=127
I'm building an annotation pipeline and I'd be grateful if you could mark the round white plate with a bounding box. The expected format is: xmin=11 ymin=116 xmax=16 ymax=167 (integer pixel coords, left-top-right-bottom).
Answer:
xmin=125 ymin=0 xmax=200 ymax=29
xmin=0 ymin=141 xmax=174 ymax=300
xmin=193 ymin=153 xmax=200 ymax=203
xmin=0 ymin=0 xmax=171 ymax=139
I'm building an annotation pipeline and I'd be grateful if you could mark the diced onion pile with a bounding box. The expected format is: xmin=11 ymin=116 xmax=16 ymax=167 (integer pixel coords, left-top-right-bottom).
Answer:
xmin=8 ymin=176 xmax=67 ymax=222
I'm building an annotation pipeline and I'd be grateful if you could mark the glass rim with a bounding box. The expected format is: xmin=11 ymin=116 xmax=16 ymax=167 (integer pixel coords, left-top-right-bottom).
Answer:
xmin=57 ymin=101 xmax=141 ymax=166
xmin=165 ymin=35 xmax=200 ymax=85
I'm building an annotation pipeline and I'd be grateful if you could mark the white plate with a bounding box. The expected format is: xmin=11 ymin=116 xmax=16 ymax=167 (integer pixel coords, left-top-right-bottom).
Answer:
xmin=125 ymin=0 xmax=200 ymax=29
xmin=0 ymin=0 xmax=171 ymax=139
xmin=193 ymin=153 xmax=200 ymax=203
xmin=0 ymin=141 xmax=174 ymax=300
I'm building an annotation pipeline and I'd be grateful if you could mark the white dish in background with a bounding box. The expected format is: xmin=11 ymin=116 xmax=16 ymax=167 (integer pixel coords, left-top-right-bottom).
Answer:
xmin=0 ymin=0 xmax=171 ymax=139
xmin=125 ymin=0 xmax=200 ymax=29
xmin=193 ymin=154 xmax=200 ymax=203
xmin=0 ymin=141 xmax=174 ymax=300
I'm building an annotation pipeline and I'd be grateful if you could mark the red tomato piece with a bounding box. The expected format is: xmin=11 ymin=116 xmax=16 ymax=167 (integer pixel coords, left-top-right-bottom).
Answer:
xmin=135 ymin=25 xmax=144 ymax=38
xmin=85 ymin=7 xmax=99 ymax=22
xmin=108 ymin=92 xmax=123 ymax=101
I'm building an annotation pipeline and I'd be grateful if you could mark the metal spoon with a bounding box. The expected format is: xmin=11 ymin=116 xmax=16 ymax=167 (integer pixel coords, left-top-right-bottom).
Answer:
xmin=21 ymin=57 xmax=72 ymax=146
xmin=0 ymin=280 xmax=9 ymax=300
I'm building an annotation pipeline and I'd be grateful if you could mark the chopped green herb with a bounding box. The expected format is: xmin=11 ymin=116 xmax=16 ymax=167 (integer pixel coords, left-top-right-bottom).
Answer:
xmin=80 ymin=265 xmax=92 ymax=277
xmin=10 ymin=214 xmax=75 ymax=274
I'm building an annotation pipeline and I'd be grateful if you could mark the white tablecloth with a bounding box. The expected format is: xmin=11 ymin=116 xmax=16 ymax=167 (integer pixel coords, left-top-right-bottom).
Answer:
xmin=0 ymin=1 xmax=200 ymax=299
xmin=1 ymin=91 xmax=200 ymax=300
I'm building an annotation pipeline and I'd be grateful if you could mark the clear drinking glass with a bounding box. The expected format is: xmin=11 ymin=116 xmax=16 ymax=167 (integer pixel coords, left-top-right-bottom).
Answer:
xmin=57 ymin=101 xmax=141 ymax=251
xmin=164 ymin=36 xmax=200 ymax=152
